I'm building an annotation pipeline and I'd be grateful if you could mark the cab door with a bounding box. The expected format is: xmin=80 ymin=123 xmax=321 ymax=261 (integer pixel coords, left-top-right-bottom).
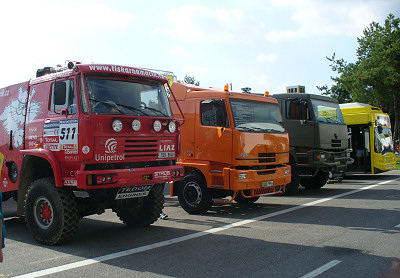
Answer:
xmin=42 ymin=78 xmax=79 ymax=162
xmin=284 ymin=98 xmax=314 ymax=148
xmin=195 ymin=99 xmax=232 ymax=165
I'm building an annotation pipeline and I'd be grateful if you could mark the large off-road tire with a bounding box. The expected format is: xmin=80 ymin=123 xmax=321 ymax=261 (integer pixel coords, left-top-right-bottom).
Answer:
xmin=234 ymin=191 xmax=260 ymax=204
xmin=25 ymin=178 xmax=79 ymax=245
xmin=178 ymin=173 xmax=213 ymax=215
xmin=114 ymin=184 xmax=164 ymax=227
xmin=300 ymin=171 xmax=329 ymax=189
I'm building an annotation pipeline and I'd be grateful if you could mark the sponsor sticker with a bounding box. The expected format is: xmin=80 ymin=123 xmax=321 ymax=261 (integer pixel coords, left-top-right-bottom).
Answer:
xmin=115 ymin=185 xmax=153 ymax=200
xmin=154 ymin=170 xmax=171 ymax=179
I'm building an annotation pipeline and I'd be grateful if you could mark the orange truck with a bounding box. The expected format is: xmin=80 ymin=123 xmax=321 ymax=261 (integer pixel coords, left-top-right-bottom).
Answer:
xmin=169 ymin=82 xmax=291 ymax=214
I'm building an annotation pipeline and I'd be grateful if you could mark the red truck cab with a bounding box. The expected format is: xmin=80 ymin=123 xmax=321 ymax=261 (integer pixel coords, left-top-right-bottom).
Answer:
xmin=0 ymin=62 xmax=184 ymax=245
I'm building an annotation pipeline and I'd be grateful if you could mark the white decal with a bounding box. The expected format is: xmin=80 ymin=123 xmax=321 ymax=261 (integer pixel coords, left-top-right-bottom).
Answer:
xmin=82 ymin=146 xmax=90 ymax=154
xmin=154 ymin=171 xmax=171 ymax=179
xmin=44 ymin=119 xmax=78 ymax=152
xmin=0 ymin=86 xmax=42 ymax=148
xmin=105 ymin=138 xmax=117 ymax=153
xmin=95 ymin=153 xmax=125 ymax=162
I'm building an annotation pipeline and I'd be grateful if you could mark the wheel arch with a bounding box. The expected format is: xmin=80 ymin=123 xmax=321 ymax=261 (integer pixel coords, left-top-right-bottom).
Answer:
xmin=171 ymin=166 xmax=207 ymax=196
xmin=17 ymin=153 xmax=59 ymax=216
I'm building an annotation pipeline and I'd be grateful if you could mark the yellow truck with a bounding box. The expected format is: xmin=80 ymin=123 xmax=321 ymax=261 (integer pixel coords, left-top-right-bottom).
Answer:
xmin=340 ymin=103 xmax=395 ymax=173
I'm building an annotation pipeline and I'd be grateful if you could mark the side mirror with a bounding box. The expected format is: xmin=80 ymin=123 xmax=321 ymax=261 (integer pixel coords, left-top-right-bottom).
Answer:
xmin=54 ymin=82 xmax=66 ymax=106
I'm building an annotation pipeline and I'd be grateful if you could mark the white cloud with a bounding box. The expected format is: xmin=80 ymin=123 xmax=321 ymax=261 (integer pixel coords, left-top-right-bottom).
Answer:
xmin=251 ymin=74 xmax=272 ymax=86
xmin=265 ymin=0 xmax=380 ymax=42
xmin=257 ymin=53 xmax=278 ymax=63
xmin=169 ymin=46 xmax=191 ymax=58
xmin=153 ymin=5 xmax=258 ymax=42
xmin=1 ymin=0 xmax=134 ymax=36
xmin=183 ymin=64 xmax=210 ymax=75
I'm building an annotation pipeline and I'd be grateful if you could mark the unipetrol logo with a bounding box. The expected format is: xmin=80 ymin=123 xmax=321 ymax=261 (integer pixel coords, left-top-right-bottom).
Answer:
xmin=105 ymin=138 xmax=117 ymax=154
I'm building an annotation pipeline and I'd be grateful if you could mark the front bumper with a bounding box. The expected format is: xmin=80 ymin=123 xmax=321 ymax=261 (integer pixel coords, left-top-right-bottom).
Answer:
xmin=75 ymin=164 xmax=184 ymax=190
xmin=299 ymin=149 xmax=353 ymax=173
xmin=226 ymin=164 xmax=291 ymax=193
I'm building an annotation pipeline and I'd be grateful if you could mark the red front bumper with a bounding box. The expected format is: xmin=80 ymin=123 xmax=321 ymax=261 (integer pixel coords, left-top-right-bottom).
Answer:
xmin=75 ymin=164 xmax=184 ymax=190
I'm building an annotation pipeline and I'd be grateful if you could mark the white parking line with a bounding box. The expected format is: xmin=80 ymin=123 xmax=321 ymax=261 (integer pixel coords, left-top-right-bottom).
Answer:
xmin=300 ymin=260 xmax=342 ymax=278
xmin=14 ymin=177 xmax=400 ymax=278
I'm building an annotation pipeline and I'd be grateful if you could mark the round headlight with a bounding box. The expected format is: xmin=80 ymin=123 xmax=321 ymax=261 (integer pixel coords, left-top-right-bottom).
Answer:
xmin=168 ymin=121 xmax=176 ymax=133
xmin=153 ymin=120 xmax=162 ymax=132
xmin=131 ymin=119 xmax=141 ymax=131
xmin=112 ymin=119 xmax=123 ymax=132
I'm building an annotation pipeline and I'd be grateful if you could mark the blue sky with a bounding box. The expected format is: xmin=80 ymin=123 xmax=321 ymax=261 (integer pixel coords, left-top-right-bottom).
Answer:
xmin=1 ymin=0 xmax=399 ymax=95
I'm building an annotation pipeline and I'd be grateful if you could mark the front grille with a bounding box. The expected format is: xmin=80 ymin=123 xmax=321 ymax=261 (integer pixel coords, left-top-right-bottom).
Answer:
xmin=124 ymin=139 xmax=158 ymax=159
xmin=257 ymin=170 xmax=276 ymax=175
xmin=253 ymin=187 xmax=275 ymax=195
xmin=331 ymin=139 xmax=341 ymax=148
xmin=258 ymin=153 xmax=276 ymax=163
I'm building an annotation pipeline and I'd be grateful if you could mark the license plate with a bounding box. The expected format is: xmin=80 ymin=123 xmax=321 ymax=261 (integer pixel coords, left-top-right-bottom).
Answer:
xmin=261 ymin=181 xmax=274 ymax=188
xmin=115 ymin=185 xmax=152 ymax=200
xmin=158 ymin=152 xmax=175 ymax=158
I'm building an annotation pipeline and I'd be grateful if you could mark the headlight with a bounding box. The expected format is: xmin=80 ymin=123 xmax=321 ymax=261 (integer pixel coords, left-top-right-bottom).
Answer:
xmin=168 ymin=121 xmax=176 ymax=133
xmin=285 ymin=169 xmax=290 ymax=175
xmin=317 ymin=154 xmax=326 ymax=160
xmin=153 ymin=120 xmax=162 ymax=132
xmin=131 ymin=119 xmax=141 ymax=131
xmin=112 ymin=119 xmax=123 ymax=132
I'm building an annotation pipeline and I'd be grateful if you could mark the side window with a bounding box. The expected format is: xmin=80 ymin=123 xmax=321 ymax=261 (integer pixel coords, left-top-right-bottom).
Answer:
xmin=200 ymin=99 xmax=229 ymax=128
xmin=51 ymin=79 xmax=77 ymax=114
xmin=286 ymin=99 xmax=310 ymax=120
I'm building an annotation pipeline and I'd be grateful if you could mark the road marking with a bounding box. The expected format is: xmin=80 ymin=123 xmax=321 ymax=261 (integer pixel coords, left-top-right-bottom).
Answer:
xmin=15 ymin=177 xmax=400 ymax=278
xmin=300 ymin=260 xmax=342 ymax=278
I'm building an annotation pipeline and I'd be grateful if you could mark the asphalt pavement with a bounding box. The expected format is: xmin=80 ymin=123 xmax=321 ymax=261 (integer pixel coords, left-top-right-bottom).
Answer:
xmin=1 ymin=170 xmax=399 ymax=278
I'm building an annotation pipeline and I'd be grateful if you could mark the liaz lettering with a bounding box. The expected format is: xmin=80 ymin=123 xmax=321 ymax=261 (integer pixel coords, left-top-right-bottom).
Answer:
xmin=158 ymin=142 xmax=176 ymax=158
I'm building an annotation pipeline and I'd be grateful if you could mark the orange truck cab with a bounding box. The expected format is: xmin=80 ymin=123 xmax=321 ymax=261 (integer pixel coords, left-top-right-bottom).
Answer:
xmin=169 ymin=82 xmax=291 ymax=214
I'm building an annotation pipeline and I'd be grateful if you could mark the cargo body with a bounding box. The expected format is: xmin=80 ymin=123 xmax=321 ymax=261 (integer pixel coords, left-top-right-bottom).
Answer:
xmin=0 ymin=62 xmax=184 ymax=245
xmin=273 ymin=93 xmax=353 ymax=194
xmin=170 ymin=82 xmax=291 ymax=214
xmin=340 ymin=103 xmax=395 ymax=174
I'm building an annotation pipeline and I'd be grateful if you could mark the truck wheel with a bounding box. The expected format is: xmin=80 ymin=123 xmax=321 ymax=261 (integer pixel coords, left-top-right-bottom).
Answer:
xmin=234 ymin=191 xmax=260 ymax=204
xmin=282 ymin=162 xmax=299 ymax=195
xmin=178 ymin=173 xmax=213 ymax=214
xmin=300 ymin=171 xmax=329 ymax=189
xmin=114 ymin=184 xmax=164 ymax=227
xmin=25 ymin=178 xmax=79 ymax=245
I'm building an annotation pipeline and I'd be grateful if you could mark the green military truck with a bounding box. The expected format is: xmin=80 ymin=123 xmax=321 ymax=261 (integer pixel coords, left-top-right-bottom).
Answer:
xmin=273 ymin=88 xmax=353 ymax=194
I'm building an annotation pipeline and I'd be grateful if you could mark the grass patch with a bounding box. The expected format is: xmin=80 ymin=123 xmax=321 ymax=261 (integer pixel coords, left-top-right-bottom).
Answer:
xmin=396 ymin=154 xmax=400 ymax=169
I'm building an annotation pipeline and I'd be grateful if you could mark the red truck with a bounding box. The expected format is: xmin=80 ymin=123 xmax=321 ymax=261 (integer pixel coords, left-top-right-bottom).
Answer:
xmin=0 ymin=61 xmax=184 ymax=245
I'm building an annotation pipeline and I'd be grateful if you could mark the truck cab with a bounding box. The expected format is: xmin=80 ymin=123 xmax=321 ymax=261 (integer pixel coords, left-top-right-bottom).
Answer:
xmin=0 ymin=62 xmax=184 ymax=245
xmin=170 ymin=82 xmax=291 ymax=214
xmin=273 ymin=92 xmax=352 ymax=194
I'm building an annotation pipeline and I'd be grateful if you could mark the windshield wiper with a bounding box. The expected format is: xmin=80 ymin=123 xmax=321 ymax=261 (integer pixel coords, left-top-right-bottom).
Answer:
xmin=89 ymin=99 xmax=126 ymax=115
xmin=141 ymin=106 xmax=168 ymax=117
xmin=117 ymin=103 xmax=149 ymax=116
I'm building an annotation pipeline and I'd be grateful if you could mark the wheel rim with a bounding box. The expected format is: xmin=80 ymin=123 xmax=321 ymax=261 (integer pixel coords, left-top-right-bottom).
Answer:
xmin=33 ymin=196 xmax=54 ymax=229
xmin=183 ymin=181 xmax=202 ymax=207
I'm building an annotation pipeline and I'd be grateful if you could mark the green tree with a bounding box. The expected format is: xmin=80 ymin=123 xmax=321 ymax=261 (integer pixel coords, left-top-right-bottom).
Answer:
xmin=183 ymin=75 xmax=200 ymax=86
xmin=319 ymin=13 xmax=400 ymax=149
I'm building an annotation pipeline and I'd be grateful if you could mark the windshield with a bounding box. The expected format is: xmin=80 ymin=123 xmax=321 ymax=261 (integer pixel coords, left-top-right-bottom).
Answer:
xmin=311 ymin=99 xmax=345 ymax=124
xmin=85 ymin=78 xmax=172 ymax=117
xmin=375 ymin=126 xmax=394 ymax=154
xmin=230 ymin=99 xmax=285 ymax=132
